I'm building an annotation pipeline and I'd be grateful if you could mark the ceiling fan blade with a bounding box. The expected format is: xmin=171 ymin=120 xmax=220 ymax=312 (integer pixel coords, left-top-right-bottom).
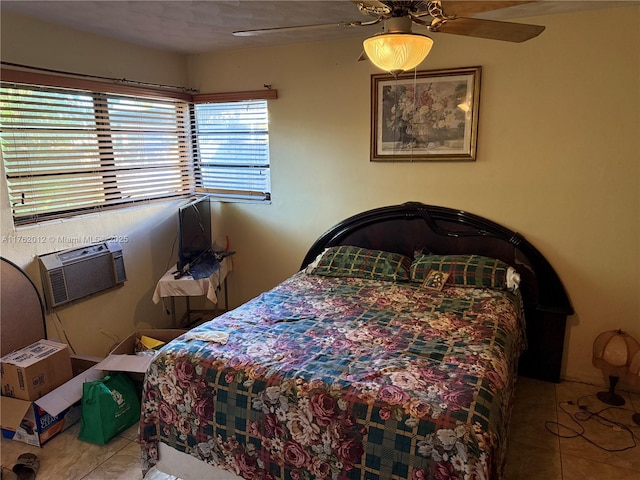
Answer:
xmin=436 ymin=17 xmax=544 ymax=42
xmin=233 ymin=23 xmax=353 ymax=36
xmin=441 ymin=1 xmax=538 ymax=18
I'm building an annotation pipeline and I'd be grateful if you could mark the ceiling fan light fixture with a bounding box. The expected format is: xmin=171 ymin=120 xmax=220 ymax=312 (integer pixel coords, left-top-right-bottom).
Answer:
xmin=363 ymin=32 xmax=433 ymax=76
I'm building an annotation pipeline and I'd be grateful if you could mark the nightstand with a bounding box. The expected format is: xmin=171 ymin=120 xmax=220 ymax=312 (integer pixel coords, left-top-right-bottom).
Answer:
xmin=152 ymin=256 xmax=232 ymax=327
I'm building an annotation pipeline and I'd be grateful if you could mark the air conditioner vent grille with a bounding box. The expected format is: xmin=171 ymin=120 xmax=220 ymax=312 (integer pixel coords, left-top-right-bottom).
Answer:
xmin=49 ymin=268 xmax=68 ymax=304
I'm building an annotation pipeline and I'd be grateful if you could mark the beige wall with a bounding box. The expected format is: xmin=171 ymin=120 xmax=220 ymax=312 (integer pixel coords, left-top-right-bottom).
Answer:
xmin=1 ymin=7 xmax=639 ymax=386
xmin=187 ymin=6 xmax=640 ymax=386
xmin=1 ymin=12 xmax=189 ymax=87
xmin=0 ymin=12 xmax=191 ymax=356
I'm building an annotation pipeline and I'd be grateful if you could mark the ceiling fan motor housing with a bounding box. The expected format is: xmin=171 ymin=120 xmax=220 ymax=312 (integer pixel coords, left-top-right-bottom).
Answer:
xmin=383 ymin=16 xmax=414 ymax=34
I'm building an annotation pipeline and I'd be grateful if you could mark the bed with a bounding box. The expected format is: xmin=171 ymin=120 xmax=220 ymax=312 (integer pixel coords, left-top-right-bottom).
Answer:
xmin=139 ymin=202 xmax=573 ymax=480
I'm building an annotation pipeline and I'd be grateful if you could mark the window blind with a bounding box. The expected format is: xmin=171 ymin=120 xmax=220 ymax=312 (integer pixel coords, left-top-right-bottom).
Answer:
xmin=1 ymin=82 xmax=194 ymax=225
xmin=194 ymin=100 xmax=270 ymax=200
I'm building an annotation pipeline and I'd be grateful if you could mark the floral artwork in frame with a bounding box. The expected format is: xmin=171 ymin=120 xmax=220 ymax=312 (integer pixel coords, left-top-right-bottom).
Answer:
xmin=370 ymin=66 xmax=481 ymax=162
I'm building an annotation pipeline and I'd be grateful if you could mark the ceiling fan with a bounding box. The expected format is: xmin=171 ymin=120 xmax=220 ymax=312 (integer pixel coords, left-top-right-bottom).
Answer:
xmin=233 ymin=1 xmax=545 ymax=75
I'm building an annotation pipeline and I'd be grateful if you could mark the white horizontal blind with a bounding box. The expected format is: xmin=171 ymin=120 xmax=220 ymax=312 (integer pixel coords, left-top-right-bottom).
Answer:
xmin=1 ymin=82 xmax=194 ymax=225
xmin=194 ymin=100 xmax=270 ymax=200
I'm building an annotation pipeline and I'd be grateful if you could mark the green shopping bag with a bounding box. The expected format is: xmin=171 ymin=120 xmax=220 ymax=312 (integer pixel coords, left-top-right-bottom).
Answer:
xmin=78 ymin=373 xmax=141 ymax=444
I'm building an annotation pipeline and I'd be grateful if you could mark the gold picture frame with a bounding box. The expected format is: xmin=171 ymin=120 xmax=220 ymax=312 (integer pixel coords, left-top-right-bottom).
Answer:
xmin=371 ymin=66 xmax=481 ymax=162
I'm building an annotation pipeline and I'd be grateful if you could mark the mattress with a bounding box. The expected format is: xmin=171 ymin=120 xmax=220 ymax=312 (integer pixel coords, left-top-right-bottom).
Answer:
xmin=140 ymin=270 xmax=525 ymax=480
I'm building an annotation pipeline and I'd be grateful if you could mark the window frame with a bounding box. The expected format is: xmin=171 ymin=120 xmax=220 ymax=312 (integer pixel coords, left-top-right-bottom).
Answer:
xmin=1 ymin=69 xmax=195 ymax=225
xmin=192 ymin=90 xmax=276 ymax=203
xmin=0 ymin=69 xmax=277 ymax=226
xmin=192 ymin=99 xmax=272 ymax=202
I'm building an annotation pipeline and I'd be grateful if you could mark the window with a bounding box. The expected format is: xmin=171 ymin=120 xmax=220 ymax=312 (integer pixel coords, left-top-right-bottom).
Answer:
xmin=1 ymin=70 xmax=276 ymax=226
xmin=193 ymin=100 xmax=270 ymax=201
xmin=1 ymin=82 xmax=193 ymax=225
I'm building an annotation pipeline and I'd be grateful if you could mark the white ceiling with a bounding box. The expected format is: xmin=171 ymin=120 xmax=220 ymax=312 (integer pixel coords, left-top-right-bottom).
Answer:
xmin=1 ymin=1 xmax=634 ymax=55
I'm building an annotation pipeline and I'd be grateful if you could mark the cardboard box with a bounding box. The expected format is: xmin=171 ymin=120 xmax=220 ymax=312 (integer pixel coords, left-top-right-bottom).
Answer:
xmin=1 ymin=339 xmax=73 ymax=401
xmin=95 ymin=329 xmax=187 ymax=374
xmin=1 ymin=366 xmax=103 ymax=446
xmin=70 ymin=354 xmax=104 ymax=377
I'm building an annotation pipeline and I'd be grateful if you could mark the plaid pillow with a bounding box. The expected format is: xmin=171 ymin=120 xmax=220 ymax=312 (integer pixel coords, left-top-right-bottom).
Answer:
xmin=307 ymin=246 xmax=411 ymax=282
xmin=410 ymin=254 xmax=514 ymax=290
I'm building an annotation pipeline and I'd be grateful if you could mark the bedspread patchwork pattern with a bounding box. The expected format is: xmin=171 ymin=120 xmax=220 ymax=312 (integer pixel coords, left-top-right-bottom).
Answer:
xmin=140 ymin=273 xmax=525 ymax=480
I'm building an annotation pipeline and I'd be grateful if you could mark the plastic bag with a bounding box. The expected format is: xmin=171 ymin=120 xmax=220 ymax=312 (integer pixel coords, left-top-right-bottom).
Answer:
xmin=78 ymin=373 xmax=140 ymax=444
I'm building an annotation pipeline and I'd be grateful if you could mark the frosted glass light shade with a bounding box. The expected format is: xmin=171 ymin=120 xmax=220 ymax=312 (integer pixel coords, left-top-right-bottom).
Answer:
xmin=363 ymin=33 xmax=434 ymax=76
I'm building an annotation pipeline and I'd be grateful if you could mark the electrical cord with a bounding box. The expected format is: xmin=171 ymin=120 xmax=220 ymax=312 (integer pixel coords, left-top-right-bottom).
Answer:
xmin=544 ymin=394 xmax=640 ymax=453
xmin=99 ymin=329 xmax=121 ymax=355
xmin=51 ymin=309 xmax=77 ymax=354
xmin=161 ymin=230 xmax=180 ymax=315
xmin=166 ymin=229 xmax=178 ymax=273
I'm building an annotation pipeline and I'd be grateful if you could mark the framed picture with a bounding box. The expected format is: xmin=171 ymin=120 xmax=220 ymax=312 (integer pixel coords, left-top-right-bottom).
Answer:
xmin=371 ymin=66 xmax=481 ymax=162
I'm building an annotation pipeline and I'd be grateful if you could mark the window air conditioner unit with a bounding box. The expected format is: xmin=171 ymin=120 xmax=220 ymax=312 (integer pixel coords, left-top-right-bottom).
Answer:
xmin=38 ymin=241 xmax=126 ymax=311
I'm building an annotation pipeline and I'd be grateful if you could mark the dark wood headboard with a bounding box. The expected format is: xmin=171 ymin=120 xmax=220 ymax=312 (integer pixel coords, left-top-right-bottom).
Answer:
xmin=301 ymin=202 xmax=573 ymax=383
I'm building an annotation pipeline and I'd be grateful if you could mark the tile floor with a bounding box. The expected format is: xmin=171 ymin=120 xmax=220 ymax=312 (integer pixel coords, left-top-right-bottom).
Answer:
xmin=1 ymin=377 xmax=639 ymax=479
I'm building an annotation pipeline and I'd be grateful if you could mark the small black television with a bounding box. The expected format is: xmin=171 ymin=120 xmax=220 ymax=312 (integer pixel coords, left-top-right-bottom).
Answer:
xmin=177 ymin=196 xmax=212 ymax=272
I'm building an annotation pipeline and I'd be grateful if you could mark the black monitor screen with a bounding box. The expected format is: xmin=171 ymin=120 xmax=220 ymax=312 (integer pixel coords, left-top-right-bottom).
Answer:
xmin=177 ymin=196 xmax=211 ymax=271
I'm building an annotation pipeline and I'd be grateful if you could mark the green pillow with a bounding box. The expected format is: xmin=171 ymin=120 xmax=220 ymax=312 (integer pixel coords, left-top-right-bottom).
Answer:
xmin=307 ymin=246 xmax=411 ymax=282
xmin=410 ymin=254 xmax=516 ymax=290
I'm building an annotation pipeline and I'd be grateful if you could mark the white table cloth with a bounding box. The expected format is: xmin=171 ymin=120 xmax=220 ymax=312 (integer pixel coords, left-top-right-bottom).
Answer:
xmin=152 ymin=257 xmax=232 ymax=304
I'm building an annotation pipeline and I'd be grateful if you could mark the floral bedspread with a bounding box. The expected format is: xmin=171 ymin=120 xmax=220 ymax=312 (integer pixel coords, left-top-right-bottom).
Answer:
xmin=140 ymin=272 xmax=525 ymax=480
